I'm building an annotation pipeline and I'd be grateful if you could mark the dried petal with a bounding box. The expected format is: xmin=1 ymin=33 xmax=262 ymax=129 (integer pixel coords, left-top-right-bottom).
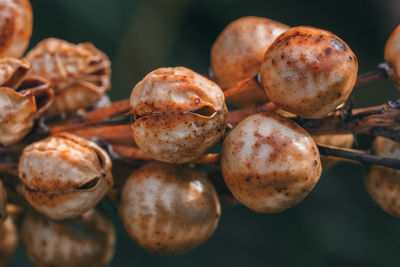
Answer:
xmin=119 ymin=162 xmax=220 ymax=254
xmin=221 ymin=112 xmax=321 ymax=213
xmin=25 ymin=38 xmax=111 ymax=116
xmin=211 ymin=16 xmax=289 ymax=107
xmin=385 ymin=25 xmax=400 ymax=89
xmin=130 ymin=67 xmax=227 ymax=164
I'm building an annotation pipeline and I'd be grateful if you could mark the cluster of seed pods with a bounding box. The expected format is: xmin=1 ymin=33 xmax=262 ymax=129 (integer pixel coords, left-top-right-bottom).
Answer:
xmin=0 ymin=0 xmax=400 ymax=264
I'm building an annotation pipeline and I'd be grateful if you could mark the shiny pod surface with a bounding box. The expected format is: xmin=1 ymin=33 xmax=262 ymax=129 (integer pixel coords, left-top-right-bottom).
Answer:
xmin=211 ymin=16 xmax=289 ymax=107
xmin=0 ymin=0 xmax=32 ymax=58
xmin=120 ymin=162 xmax=221 ymax=254
xmin=385 ymin=25 xmax=400 ymax=89
xmin=130 ymin=67 xmax=227 ymax=164
xmin=21 ymin=209 xmax=116 ymax=267
xmin=221 ymin=112 xmax=322 ymax=213
xmin=365 ymin=137 xmax=400 ymax=218
xmin=261 ymin=26 xmax=358 ymax=118
xmin=25 ymin=38 xmax=111 ymax=116
xmin=19 ymin=133 xmax=113 ymax=220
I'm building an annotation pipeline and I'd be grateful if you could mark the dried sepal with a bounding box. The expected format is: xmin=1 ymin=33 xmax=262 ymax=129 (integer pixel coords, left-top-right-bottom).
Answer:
xmin=221 ymin=112 xmax=322 ymax=213
xmin=20 ymin=209 xmax=115 ymax=267
xmin=19 ymin=133 xmax=113 ymax=220
xmin=384 ymin=25 xmax=400 ymax=89
xmin=120 ymin=162 xmax=220 ymax=254
xmin=261 ymin=26 xmax=358 ymax=119
xmin=0 ymin=0 xmax=32 ymax=58
xmin=130 ymin=67 xmax=227 ymax=164
xmin=25 ymin=38 xmax=111 ymax=116
xmin=211 ymin=16 xmax=289 ymax=107
xmin=0 ymin=58 xmax=53 ymax=146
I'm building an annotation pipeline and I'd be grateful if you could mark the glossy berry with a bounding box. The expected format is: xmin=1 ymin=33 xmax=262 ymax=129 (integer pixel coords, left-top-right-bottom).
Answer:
xmin=261 ymin=26 xmax=358 ymax=118
xmin=221 ymin=112 xmax=322 ymax=213
xmin=211 ymin=16 xmax=289 ymax=107
xmin=130 ymin=67 xmax=227 ymax=164
xmin=119 ymin=162 xmax=220 ymax=254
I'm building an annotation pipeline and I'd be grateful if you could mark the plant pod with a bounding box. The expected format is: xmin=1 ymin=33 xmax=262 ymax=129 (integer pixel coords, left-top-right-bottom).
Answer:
xmin=130 ymin=67 xmax=227 ymax=164
xmin=0 ymin=217 xmax=17 ymax=266
xmin=25 ymin=38 xmax=111 ymax=116
xmin=119 ymin=162 xmax=221 ymax=254
xmin=20 ymin=209 xmax=115 ymax=267
xmin=365 ymin=137 xmax=400 ymax=218
xmin=0 ymin=58 xmax=53 ymax=146
xmin=19 ymin=133 xmax=113 ymax=220
xmin=221 ymin=112 xmax=322 ymax=213
xmin=385 ymin=25 xmax=400 ymax=89
xmin=313 ymin=133 xmax=354 ymax=169
xmin=0 ymin=180 xmax=6 ymax=223
xmin=261 ymin=26 xmax=358 ymax=119
xmin=0 ymin=0 xmax=32 ymax=58
xmin=211 ymin=16 xmax=289 ymax=107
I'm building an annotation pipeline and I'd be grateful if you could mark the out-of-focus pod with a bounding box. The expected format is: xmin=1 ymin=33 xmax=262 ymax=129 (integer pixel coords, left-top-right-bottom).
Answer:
xmin=19 ymin=133 xmax=113 ymax=220
xmin=221 ymin=112 xmax=322 ymax=213
xmin=119 ymin=162 xmax=220 ymax=254
xmin=365 ymin=136 xmax=400 ymax=218
xmin=0 ymin=217 xmax=17 ymax=266
xmin=130 ymin=67 xmax=227 ymax=164
xmin=0 ymin=58 xmax=53 ymax=146
xmin=385 ymin=25 xmax=400 ymax=89
xmin=211 ymin=16 xmax=289 ymax=107
xmin=25 ymin=38 xmax=111 ymax=116
xmin=0 ymin=0 xmax=32 ymax=58
xmin=20 ymin=209 xmax=115 ymax=267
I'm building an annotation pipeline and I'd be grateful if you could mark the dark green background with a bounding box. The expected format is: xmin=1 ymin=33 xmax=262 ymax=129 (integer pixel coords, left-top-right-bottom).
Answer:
xmin=9 ymin=0 xmax=400 ymax=266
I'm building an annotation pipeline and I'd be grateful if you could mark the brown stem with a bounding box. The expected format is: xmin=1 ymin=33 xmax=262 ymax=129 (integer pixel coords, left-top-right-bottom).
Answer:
xmin=223 ymin=76 xmax=260 ymax=98
xmin=355 ymin=63 xmax=389 ymax=86
xmin=0 ymin=163 xmax=18 ymax=176
xmin=65 ymin=125 xmax=135 ymax=146
xmin=226 ymin=102 xmax=277 ymax=127
xmin=83 ymin=99 xmax=130 ymax=123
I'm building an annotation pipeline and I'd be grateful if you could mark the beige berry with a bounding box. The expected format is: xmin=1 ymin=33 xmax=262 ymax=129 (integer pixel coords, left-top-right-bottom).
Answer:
xmin=365 ymin=137 xmax=400 ymax=218
xmin=130 ymin=67 xmax=227 ymax=164
xmin=20 ymin=209 xmax=115 ymax=267
xmin=385 ymin=25 xmax=400 ymax=89
xmin=0 ymin=217 xmax=17 ymax=266
xmin=313 ymin=133 xmax=354 ymax=169
xmin=119 ymin=162 xmax=220 ymax=254
xmin=0 ymin=57 xmax=53 ymax=146
xmin=25 ymin=38 xmax=111 ymax=116
xmin=221 ymin=112 xmax=322 ymax=213
xmin=0 ymin=0 xmax=32 ymax=58
xmin=19 ymin=133 xmax=113 ymax=220
xmin=261 ymin=26 xmax=358 ymax=119
xmin=211 ymin=16 xmax=289 ymax=107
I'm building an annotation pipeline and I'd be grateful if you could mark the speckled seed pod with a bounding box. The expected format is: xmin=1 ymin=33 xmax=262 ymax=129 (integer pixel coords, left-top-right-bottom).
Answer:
xmin=119 ymin=162 xmax=220 ymax=254
xmin=211 ymin=16 xmax=289 ymax=107
xmin=261 ymin=26 xmax=358 ymax=119
xmin=20 ymin=209 xmax=115 ymax=267
xmin=19 ymin=133 xmax=113 ymax=220
xmin=25 ymin=38 xmax=111 ymax=116
xmin=220 ymin=112 xmax=322 ymax=213
xmin=365 ymin=137 xmax=400 ymax=218
xmin=0 ymin=57 xmax=53 ymax=146
xmin=0 ymin=0 xmax=32 ymax=58
xmin=385 ymin=25 xmax=400 ymax=89
xmin=0 ymin=217 xmax=17 ymax=266
xmin=130 ymin=67 xmax=227 ymax=164
xmin=313 ymin=133 xmax=354 ymax=169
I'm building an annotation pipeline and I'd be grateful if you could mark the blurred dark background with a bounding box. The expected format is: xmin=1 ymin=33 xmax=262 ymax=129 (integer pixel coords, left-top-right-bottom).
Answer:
xmin=9 ymin=0 xmax=400 ymax=266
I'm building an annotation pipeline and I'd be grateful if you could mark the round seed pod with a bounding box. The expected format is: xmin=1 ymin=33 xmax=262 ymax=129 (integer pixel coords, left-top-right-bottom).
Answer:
xmin=0 ymin=57 xmax=53 ymax=146
xmin=313 ymin=133 xmax=354 ymax=169
xmin=385 ymin=25 xmax=400 ymax=89
xmin=19 ymin=133 xmax=113 ymax=220
xmin=25 ymin=38 xmax=111 ymax=116
xmin=130 ymin=67 xmax=227 ymax=164
xmin=220 ymin=112 xmax=322 ymax=213
xmin=211 ymin=16 xmax=289 ymax=107
xmin=119 ymin=162 xmax=220 ymax=254
xmin=261 ymin=26 xmax=358 ymax=119
xmin=0 ymin=217 xmax=17 ymax=266
xmin=0 ymin=0 xmax=32 ymax=58
xmin=365 ymin=137 xmax=400 ymax=218
xmin=20 ymin=209 xmax=115 ymax=267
